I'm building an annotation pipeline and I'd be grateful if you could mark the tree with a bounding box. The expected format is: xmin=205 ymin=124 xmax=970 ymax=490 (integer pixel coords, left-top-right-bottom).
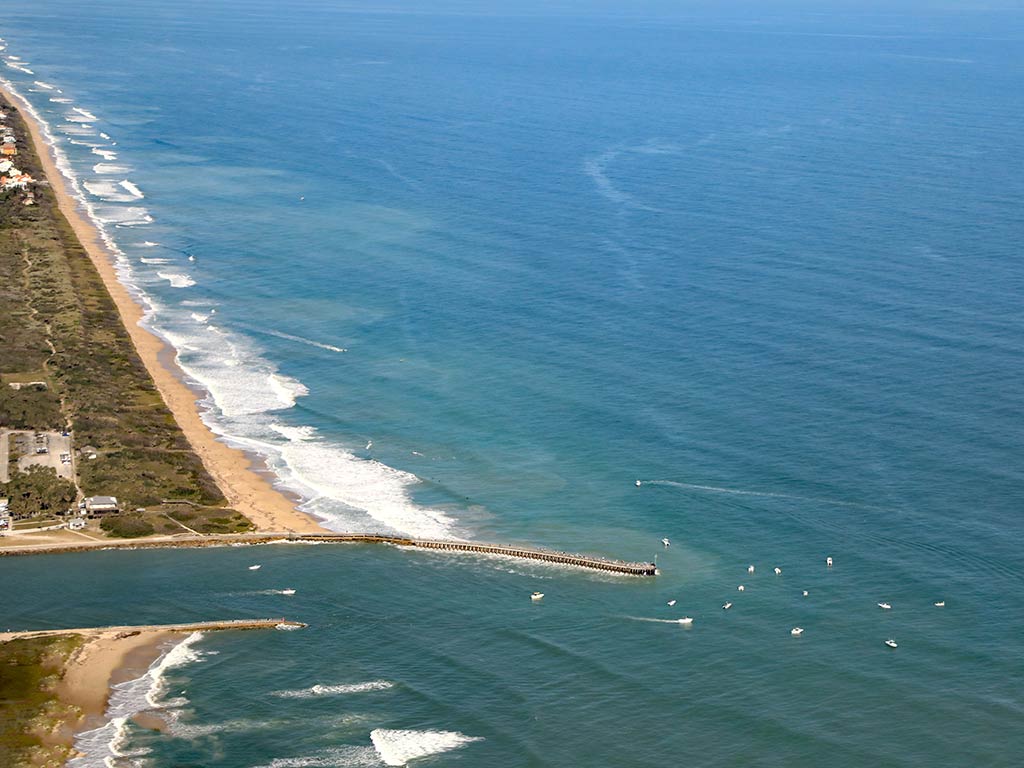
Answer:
xmin=3 ymin=465 xmax=76 ymax=518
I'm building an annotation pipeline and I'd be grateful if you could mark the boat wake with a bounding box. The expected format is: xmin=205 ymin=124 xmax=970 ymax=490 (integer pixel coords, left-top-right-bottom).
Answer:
xmin=272 ymin=681 xmax=394 ymax=698
xmin=645 ymin=480 xmax=886 ymax=510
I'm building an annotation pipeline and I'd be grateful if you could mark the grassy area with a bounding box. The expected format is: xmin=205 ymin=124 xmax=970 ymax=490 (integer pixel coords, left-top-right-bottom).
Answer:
xmin=0 ymin=634 xmax=83 ymax=767
xmin=0 ymin=95 xmax=248 ymax=527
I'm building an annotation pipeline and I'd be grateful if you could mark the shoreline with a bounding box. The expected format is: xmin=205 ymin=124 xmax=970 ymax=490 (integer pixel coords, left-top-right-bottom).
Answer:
xmin=0 ymin=83 xmax=325 ymax=534
xmin=0 ymin=620 xmax=301 ymax=763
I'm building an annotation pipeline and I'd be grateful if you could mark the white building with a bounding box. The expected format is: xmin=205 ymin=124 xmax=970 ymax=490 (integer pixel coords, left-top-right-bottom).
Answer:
xmin=84 ymin=496 xmax=120 ymax=515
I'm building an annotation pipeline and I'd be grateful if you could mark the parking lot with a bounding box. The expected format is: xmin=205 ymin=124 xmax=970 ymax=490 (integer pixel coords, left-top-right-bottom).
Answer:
xmin=7 ymin=430 xmax=75 ymax=480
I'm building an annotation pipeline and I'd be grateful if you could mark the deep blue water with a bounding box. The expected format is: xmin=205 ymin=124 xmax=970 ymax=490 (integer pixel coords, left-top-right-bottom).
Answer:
xmin=2 ymin=2 xmax=1024 ymax=766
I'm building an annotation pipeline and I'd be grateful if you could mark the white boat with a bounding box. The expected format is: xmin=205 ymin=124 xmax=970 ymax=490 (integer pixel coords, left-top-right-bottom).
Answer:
xmin=791 ymin=627 xmax=804 ymax=636
xmin=934 ymin=601 xmax=945 ymax=607
xmin=826 ymin=556 xmax=833 ymax=567
xmin=878 ymin=602 xmax=892 ymax=610
xmin=678 ymin=617 xmax=694 ymax=626
xmin=248 ymin=565 xmax=262 ymax=571
xmin=722 ymin=602 xmax=732 ymax=610
xmin=774 ymin=567 xmax=782 ymax=575
xmin=635 ymin=479 xmax=641 ymax=487
xmin=802 ymin=590 xmax=809 ymax=597
xmin=661 ymin=538 xmax=671 ymax=547
xmin=885 ymin=639 xmax=898 ymax=649
xmin=531 ymin=592 xmax=544 ymax=601
xmin=737 ymin=585 xmax=745 ymax=592
xmin=280 ymin=589 xmax=296 ymax=596
xmin=667 ymin=599 xmax=677 ymax=606
xmin=747 ymin=565 xmax=755 ymax=574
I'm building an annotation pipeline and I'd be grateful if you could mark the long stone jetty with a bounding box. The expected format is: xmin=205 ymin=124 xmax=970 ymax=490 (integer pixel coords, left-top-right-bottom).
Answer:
xmin=0 ymin=532 xmax=659 ymax=576
xmin=0 ymin=618 xmax=305 ymax=642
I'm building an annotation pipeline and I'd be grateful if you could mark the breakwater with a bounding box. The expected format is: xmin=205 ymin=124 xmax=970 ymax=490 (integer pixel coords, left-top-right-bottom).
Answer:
xmin=0 ymin=618 xmax=305 ymax=642
xmin=0 ymin=532 xmax=658 ymax=576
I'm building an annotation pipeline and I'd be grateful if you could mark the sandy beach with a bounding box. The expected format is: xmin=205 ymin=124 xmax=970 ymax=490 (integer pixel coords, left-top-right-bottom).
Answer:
xmin=0 ymin=620 xmax=299 ymax=762
xmin=0 ymin=84 xmax=324 ymax=534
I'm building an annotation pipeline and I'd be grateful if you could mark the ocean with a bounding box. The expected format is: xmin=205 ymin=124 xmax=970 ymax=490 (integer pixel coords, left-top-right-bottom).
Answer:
xmin=2 ymin=1 xmax=1024 ymax=765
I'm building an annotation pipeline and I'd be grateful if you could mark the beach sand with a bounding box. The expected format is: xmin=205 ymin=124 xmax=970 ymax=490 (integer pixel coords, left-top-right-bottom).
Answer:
xmin=0 ymin=84 xmax=324 ymax=534
xmin=57 ymin=629 xmax=174 ymax=731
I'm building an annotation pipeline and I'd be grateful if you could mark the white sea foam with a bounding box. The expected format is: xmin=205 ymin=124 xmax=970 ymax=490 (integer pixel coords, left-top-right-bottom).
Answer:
xmin=268 ymin=372 xmax=308 ymax=408
xmin=49 ymin=96 xmax=73 ymax=103
xmin=140 ymin=257 xmax=172 ymax=264
xmin=157 ymin=271 xmax=196 ymax=288
xmin=67 ymin=633 xmax=208 ymax=767
xmin=83 ymin=179 xmax=139 ymax=203
xmin=61 ymin=123 xmax=96 ymax=136
xmin=33 ymin=80 xmax=55 ymax=90
xmin=65 ymin=112 xmax=95 ymax=123
xmin=72 ymin=106 xmax=98 ymax=121
xmin=92 ymin=162 xmax=131 ymax=174
xmin=272 ymin=681 xmax=394 ymax=698
xmin=119 ymin=179 xmax=144 ymax=198
xmin=264 ymin=328 xmax=347 ymax=353
xmin=269 ymin=423 xmax=317 ymax=441
xmin=190 ymin=311 xmax=210 ymax=322
xmin=91 ymin=147 xmax=118 ymax=160
xmin=370 ymin=729 xmax=483 ymax=767
xmin=99 ymin=131 xmax=111 ymax=139
xmin=5 ymin=61 xmax=33 ymax=74
xmin=93 ymin=204 xmax=153 ymax=227
xmin=261 ymin=424 xmax=460 ymax=539
xmin=252 ymin=747 xmax=380 ymax=768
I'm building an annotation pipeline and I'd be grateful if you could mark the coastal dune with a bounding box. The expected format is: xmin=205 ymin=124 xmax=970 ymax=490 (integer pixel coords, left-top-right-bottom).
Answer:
xmin=0 ymin=84 xmax=323 ymax=534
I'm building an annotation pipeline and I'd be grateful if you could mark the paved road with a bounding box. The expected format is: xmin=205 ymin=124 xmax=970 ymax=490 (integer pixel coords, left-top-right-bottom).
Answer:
xmin=0 ymin=430 xmax=8 ymax=483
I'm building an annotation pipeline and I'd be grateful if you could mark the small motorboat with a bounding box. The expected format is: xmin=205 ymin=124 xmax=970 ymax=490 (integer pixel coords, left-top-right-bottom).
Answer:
xmin=884 ymin=639 xmax=898 ymax=649
xmin=802 ymin=590 xmax=809 ymax=597
xmin=791 ymin=627 xmax=804 ymax=636
xmin=678 ymin=617 xmax=694 ymax=626
xmin=878 ymin=602 xmax=892 ymax=610
xmin=248 ymin=565 xmax=262 ymax=571
xmin=934 ymin=601 xmax=945 ymax=607
xmin=661 ymin=538 xmax=671 ymax=547
xmin=747 ymin=565 xmax=755 ymax=574
xmin=280 ymin=589 xmax=296 ymax=596
xmin=635 ymin=479 xmax=641 ymax=487
xmin=774 ymin=567 xmax=782 ymax=575
xmin=826 ymin=556 xmax=833 ymax=567
xmin=531 ymin=592 xmax=545 ymax=601
xmin=737 ymin=585 xmax=745 ymax=592
xmin=667 ymin=599 xmax=677 ymax=606
xmin=722 ymin=602 xmax=732 ymax=610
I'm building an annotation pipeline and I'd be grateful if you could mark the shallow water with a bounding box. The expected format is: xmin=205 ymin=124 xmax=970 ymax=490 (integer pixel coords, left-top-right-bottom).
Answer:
xmin=1 ymin=1 xmax=1023 ymax=765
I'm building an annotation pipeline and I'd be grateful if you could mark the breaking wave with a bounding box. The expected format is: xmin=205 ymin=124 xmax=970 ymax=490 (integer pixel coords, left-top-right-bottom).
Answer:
xmin=370 ymin=729 xmax=483 ymax=767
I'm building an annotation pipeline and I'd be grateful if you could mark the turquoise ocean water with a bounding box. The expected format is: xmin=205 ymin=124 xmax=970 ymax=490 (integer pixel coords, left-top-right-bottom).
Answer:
xmin=2 ymin=2 xmax=1023 ymax=765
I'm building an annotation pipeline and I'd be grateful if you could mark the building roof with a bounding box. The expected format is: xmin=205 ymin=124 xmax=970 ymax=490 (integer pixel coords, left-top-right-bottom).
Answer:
xmin=86 ymin=496 xmax=119 ymax=506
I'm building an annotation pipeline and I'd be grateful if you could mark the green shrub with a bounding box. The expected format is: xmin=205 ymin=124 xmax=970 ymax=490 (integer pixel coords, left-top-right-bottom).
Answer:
xmin=99 ymin=514 xmax=156 ymax=538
